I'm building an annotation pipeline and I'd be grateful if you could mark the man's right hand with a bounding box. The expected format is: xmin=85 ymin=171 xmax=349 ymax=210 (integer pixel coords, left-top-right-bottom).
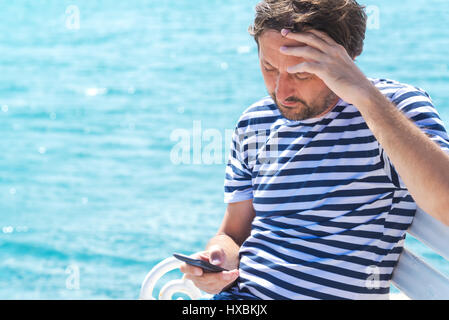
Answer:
xmin=179 ymin=245 xmax=239 ymax=295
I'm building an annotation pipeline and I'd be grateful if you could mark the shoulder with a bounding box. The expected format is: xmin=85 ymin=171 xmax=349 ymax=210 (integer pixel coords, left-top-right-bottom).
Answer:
xmin=369 ymin=78 xmax=434 ymax=110
xmin=370 ymin=78 xmax=449 ymax=141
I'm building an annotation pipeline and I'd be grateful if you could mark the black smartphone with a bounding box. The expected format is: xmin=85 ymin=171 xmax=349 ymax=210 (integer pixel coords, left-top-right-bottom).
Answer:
xmin=173 ymin=253 xmax=228 ymax=273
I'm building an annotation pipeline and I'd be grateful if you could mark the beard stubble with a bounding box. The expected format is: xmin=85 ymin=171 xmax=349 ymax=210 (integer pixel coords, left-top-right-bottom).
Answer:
xmin=271 ymin=91 xmax=339 ymax=121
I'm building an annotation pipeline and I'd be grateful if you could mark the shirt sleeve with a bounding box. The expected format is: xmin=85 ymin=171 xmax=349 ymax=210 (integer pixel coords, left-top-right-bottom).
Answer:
xmin=380 ymin=86 xmax=449 ymax=189
xmin=224 ymin=127 xmax=253 ymax=203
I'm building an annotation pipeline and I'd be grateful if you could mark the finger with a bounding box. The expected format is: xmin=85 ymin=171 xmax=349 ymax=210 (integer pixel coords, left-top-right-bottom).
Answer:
xmin=179 ymin=262 xmax=203 ymax=276
xmin=194 ymin=270 xmax=239 ymax=284
xmin=198 ymin=252 xmax=210 ymax=261
xmin=208 ymin=247 xmax=226 ymax=266
xmin=191 ymin=251 xmax=206 ymax=259
xmin=286 ymin=62 xmax=321 ymax=75
xmin=186 ymin=268 xmax=239 ymax=282
xmin=279 ymin=45 xmax=324 ymax=62
xmin=305 ymin=29 xmax=337 ymax=47
xmin=184 ymin=270 xmax=240 ymax=294
xmin=184 ymin=271 xmax=221 ymax=283
xmin=281 ymin=29 xmax=330 ymax=53
xmin=221 ymin=269 xmax=239 ymax=281
xmin=192 ymin=251 xmax=214 ymax=263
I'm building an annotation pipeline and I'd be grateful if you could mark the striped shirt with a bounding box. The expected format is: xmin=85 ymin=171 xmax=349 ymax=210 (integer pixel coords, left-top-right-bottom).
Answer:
xmin=223 ymin=78 xmax=449 ymax=300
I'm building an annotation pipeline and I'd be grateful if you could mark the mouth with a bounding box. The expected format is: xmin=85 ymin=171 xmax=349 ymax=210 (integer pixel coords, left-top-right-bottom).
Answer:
xmin=279 ymin=100 xmax=300 ymax=109
xmin=272 ymin=93 xmax=305 ymax=110
xmin=281 ymin=102 xmax=297 ymax=107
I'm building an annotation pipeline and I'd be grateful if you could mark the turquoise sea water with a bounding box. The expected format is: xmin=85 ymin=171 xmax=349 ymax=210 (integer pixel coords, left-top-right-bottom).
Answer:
xmin=0 ymin=0 xmax=448 ymax=299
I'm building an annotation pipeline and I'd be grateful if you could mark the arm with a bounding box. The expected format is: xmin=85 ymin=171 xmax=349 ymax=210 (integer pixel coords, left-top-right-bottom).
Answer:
xmin=280 ymin=28 xmax=449 ymax=225
xmin=181 ymin=199 xmax=255 ymax=294
xmin=354 ymin=86 xmax=449 ymax=225
xmin=208 ymin=199 xmax=255 ymax=248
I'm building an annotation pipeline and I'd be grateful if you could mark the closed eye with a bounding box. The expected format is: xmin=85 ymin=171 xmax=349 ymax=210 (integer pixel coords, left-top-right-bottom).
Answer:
xmin=295 ymin=73 xmax=313 ymax=80
xmin=262 ymin=60 xmax=278 ymax=73
xmin=263 ymin=66 xmax=277 ymax=72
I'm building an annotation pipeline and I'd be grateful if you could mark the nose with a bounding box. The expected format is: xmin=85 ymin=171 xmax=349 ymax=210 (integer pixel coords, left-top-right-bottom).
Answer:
xmin=275 ymin=72 xmax=297 ymax=104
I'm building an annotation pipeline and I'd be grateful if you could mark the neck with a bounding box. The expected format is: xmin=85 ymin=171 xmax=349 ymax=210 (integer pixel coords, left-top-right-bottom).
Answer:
xmin=314 ymin=96 xmax=341 ymax=118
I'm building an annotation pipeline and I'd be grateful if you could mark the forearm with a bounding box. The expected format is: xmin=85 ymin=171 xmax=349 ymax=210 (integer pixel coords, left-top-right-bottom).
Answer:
xmin=355 ymin=86 xmax=449 ymax=224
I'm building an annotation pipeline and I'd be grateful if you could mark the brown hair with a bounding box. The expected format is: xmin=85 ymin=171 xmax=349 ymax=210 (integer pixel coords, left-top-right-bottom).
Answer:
xmin=249 ymin=0 xmax=367 ymax=58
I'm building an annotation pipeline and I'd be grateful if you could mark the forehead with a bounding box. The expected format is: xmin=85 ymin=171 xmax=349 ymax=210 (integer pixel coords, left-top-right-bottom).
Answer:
xmin=258 ymin=30 xmax=307 ymax=66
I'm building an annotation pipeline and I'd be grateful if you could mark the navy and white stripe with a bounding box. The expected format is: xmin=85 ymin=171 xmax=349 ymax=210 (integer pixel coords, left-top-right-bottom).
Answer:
xmin=223 ymin=78 xmax=449 ymax=300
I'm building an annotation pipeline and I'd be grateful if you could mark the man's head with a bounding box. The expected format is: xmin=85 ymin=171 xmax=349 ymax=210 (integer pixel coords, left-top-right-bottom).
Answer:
xmin=249 ymin=0 xmax=367 ymax=121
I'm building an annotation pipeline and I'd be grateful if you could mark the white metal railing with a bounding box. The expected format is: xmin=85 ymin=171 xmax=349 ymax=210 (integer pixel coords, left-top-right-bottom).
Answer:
xmin=139 ymin=256 xmax=204 ymax=300
xmin=391 ymin=207 xmax=449 ymax=299
xmin=140 ymin=207 xmax=449 ymax=300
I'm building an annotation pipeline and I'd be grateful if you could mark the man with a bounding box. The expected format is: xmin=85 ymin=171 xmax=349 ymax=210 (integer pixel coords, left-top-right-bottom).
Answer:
xmin=180 ymin=0 xmax=449 ymax=300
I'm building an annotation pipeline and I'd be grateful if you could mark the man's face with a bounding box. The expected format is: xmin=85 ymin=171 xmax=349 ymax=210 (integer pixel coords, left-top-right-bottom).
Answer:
xmin=258 ymin=30 xmax=339 ymax=121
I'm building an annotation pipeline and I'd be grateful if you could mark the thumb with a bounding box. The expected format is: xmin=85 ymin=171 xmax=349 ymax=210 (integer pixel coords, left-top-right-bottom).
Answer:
xmin=209 ymin=246 xmax=225 ymax=266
